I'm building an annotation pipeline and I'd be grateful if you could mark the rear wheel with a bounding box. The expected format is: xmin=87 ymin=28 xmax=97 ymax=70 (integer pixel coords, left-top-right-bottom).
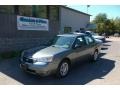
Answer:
xmin=56 ymin=60 xmax=70 ymax=78
xmin=91 ymin=50 xmax=99 ymax=62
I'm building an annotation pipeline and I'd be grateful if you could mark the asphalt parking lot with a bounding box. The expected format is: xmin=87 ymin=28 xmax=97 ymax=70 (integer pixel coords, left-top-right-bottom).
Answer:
xmin=0 ymin=37 xmax=120 ymax=85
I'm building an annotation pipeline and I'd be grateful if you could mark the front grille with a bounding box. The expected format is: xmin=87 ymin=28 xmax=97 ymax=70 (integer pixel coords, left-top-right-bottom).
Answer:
xmin=23 ymin=57 xmax=33 ymax=63
xmin=27 ymin=68 xmax=36 ymax=73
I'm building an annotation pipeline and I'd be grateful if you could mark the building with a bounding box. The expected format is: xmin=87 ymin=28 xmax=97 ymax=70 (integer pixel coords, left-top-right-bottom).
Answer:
xmin=59 ymin=6 xmax=90 ymax=33
xmin=0 ymin=5 xmax=90 ymax=52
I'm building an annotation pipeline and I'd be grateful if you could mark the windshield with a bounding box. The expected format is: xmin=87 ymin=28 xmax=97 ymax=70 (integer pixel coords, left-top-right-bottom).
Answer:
xmin=51 ymin=36 xmax=75 ymax=48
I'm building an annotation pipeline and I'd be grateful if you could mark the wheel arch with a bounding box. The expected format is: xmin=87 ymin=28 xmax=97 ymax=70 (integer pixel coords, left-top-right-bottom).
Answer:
xmin=60 ymin=57 xmax=71 ymax=67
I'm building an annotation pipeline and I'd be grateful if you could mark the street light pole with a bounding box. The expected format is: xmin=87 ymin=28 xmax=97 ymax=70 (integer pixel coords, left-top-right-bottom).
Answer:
xmin=87 ymin=5 xmax=90 ymax=14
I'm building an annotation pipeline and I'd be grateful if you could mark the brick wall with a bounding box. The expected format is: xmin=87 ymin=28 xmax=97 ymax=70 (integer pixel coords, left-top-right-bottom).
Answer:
xmin=0 ymin=38 xmax=51 ymax=52
xmin=0 ymin=13 xmax=59 ymax=52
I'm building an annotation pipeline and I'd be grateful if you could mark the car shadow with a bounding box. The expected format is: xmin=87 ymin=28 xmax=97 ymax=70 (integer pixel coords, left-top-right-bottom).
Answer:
xmin=101 ymin=47 xmax=108 ymax=50
xmin=101 ymin=42 xmax=111 ymax=50
xmin=99 ymin=53 xmax=106 ymax=57
xmin=0 ymin=56 xmax=115 ymax=85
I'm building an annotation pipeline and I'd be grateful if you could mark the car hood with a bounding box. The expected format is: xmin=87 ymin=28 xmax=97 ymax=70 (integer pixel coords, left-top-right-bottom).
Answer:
xmin=93 ymin=35 xmax=104 ymax=39
xmin=23 ymin=46 xmax=69 ymax=58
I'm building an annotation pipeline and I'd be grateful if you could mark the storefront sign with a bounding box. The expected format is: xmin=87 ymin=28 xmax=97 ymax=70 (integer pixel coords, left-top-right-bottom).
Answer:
xmin=17 ymin=16 xmax=49 ymax=31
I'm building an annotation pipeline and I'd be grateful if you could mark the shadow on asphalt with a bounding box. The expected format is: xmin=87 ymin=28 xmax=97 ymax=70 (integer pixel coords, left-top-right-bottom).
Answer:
xmin=0 ymin=55 xmax=115 ymax=85
xmin=99 ymin=53 xmax=106 ymax=57
xmin=101 ymin=47 xmax=109 ymax=50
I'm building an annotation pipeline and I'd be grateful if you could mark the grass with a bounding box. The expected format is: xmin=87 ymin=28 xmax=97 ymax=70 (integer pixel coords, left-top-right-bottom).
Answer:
xmin=0 ymin=51 xmax=22 ymax=59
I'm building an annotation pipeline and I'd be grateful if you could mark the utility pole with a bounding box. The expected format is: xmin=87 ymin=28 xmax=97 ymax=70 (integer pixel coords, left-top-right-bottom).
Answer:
xmin=87 ymin=5 xmax=90 ymax=14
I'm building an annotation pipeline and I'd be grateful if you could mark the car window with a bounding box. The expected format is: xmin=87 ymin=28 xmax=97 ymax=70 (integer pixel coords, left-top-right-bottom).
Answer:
xmin=85 ymin=32 xmax=92 ymax=36
xmin=52 ymin=36 xmax=75 ymax=48
xmin=75 ymin=37 xmax=86 ymax=47
xmin=85 ymin=36 xmax=94 ymax=45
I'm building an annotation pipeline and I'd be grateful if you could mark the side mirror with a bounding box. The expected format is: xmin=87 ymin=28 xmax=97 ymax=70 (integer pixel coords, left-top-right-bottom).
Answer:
xmin=74 ymin=44 xmax=81 ymax=49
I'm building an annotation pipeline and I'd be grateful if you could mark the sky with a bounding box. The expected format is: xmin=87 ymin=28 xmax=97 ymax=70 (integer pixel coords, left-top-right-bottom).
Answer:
xmin=68 ymin=5 xmax=120 ymax=21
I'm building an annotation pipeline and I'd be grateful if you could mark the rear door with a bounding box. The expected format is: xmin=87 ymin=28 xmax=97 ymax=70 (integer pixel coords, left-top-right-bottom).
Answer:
xmin=84 ymin=35 xmax=96 ymax=56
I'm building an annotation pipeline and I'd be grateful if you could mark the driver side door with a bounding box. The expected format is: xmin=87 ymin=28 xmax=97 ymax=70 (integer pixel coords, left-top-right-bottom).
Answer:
xmin=71 ymin=36 xmax=89 ymax=62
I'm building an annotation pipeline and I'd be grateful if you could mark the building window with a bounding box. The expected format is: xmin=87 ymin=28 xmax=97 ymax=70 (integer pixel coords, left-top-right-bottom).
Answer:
xmin=0 ymin=5 xmax=52 ymax=20
xmin=0 ymin=5 xmax=14 ymax=14
xmin=50 ymin=6 xmax=59 ymax=20
xmin=80 ymin=28 xmax=85 ymax=30
xmin=18 ymin=5 xmax=48 ymax=18
xmin=35 ymin=5 xmax=47 ymax=18
xmin=64 ymin=27 xmax=72 ymax=33
xmin=19 ymin=5 xmax=32 ymax=16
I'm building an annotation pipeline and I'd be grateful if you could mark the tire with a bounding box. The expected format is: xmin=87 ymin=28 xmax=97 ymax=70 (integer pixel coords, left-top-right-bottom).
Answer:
xmin=91 ymin=50 xmax=99 ymax=62
xmin=56 ymin=60 xmax=70 ymax=78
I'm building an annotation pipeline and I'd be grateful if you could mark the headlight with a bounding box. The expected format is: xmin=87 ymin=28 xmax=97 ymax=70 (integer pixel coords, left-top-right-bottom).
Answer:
xmin=33 ymin=56 xmax=53 ymax=63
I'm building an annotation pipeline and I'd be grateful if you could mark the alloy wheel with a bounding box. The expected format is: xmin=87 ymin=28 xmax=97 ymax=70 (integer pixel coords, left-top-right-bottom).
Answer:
xmin=59 ymin=62 xmax=69 ymax=76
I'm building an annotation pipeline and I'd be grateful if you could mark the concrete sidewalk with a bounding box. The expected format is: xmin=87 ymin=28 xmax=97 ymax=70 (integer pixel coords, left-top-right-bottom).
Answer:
xmin=0 ymin=72 xmax=22 ymax=85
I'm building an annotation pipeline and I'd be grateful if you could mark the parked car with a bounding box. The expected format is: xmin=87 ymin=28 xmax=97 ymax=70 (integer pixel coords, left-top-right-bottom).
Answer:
xmin=102 ymin=33 xmax=109 ymax=38
xmin=20 ymin=33 xmax=102 ymax=78
xmin=85 ymin=31 xmax=106 ymax=42
xmin=114 ymin=33 xmax=120 ymax=37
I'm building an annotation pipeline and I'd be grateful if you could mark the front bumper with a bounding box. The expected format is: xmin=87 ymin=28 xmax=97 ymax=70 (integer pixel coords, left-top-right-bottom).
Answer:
xmin=20 ymin=60 xmax=57 ymax=76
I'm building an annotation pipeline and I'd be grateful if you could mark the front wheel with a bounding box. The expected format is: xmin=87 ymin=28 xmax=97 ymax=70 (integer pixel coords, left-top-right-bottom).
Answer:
xmin=56 ymin=60 xmax=70 ymax=78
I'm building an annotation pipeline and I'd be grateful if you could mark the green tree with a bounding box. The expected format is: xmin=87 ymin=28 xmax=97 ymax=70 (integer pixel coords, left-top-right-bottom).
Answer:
xmin=92 ymin=13 xmax=118 ymax=35
xmin=114 ymin=17 xmax=120 ymax=33
xmin=92 ymin=13 xmax=108 ymax=35
xmin=91 ymin=13 xmax=120 ymax=35
xmin=93 ymin=13 xmax=107 ymax=23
